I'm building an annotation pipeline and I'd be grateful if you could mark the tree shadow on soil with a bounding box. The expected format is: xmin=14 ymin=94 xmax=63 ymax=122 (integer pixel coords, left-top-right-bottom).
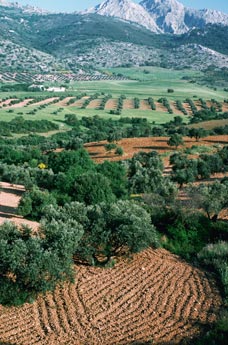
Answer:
xmin=134 ymin=146 xmax=172 ymax=151
xmin=0 ymin=187 xmax=24 ymax=196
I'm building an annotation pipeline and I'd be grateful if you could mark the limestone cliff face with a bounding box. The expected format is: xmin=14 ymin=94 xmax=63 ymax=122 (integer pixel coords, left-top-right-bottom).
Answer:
xmin=85 ymin=0 xmax=228 ymax=34
xmin=83 ymin=0 xmax=161 ymax=33
xmin=141 ymin=0 xmax=228 ymax=34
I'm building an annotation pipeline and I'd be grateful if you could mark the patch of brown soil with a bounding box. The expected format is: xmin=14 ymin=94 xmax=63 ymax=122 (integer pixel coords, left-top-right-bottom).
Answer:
xmin=194 ymin=101 xmax=202 ymax=111
xmin=171 ymin=101 xmax=186 ymax=115
xmin=0 ymin=182 xmax=39 ymax=230
xmin=123 ymin=99 xmax=134 ymax=109
xmin=140 ymin=99 xmax=151 ymax=110
xmin=189 ymin=119 xmax=228 ymax=130
xmin=0 ymin=98 xmax=18 ymax=107
xmin=70 ymin=96 xmax=90 ymax=107
xmin=85 ymin=135 xmax=228 ymax=163
xmin=222 ymin=102 xmax=228 ymax=112
xmin=155 ymin=102 xmax=168 ymax=112
xmin=182 ymin=102 xmax=193 ymax=116
xmin=55 ymin=97 xmax=75 ymax=106
xmin=87 ymin=99 xmax=102 ymax=109
xmin=6 ymin=98 xmax=34 ymax=109
xmin=105 ymin=99 xmax=118 ymax=110
xmin=0 ymin=248 xmax=222 ymax=345
xmin=31 ymin=98 xmax=59 ymax=106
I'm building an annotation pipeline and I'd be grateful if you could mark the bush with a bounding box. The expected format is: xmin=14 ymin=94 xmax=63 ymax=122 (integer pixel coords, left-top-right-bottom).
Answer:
xmin=44 ymin=201 xmax=160 ymax=266
xmin=0 ymin=221 xmax=83 ymax=306
xmin=198 ymin=241 xmax=228 ymax=302
xmin=115 ymin=146 xmax=124 ymax=155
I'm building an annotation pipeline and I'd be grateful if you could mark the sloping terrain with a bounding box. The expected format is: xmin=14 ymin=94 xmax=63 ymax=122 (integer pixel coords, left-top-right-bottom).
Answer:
xmin=0 ymin=5 xmax=227 ymax=73
xmin=0 ymin=248 xmax=222 ymax=345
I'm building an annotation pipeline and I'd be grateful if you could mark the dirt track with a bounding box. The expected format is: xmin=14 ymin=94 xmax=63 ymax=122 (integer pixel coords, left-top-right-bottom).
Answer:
xmin=0 ymin=182 xmax=39 ymax=229
xmin=0 ymin=248 xmax=222 ymax=345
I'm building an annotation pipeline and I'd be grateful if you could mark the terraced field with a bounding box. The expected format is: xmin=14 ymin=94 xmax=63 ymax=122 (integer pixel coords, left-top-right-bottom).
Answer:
xmin=0 ymin=248 xmax=222 ymax=345
xmin=1 ymin=96 xmax=227 ymax=115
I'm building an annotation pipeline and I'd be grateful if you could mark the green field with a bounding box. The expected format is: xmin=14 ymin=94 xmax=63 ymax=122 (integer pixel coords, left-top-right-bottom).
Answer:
xmin=0 ymin=67 xmax=227 ymax=130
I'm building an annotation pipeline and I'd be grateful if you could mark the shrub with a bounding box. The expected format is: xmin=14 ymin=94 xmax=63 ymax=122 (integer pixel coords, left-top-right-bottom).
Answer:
xmin=198 ymin=241 xmax=228 ymax=302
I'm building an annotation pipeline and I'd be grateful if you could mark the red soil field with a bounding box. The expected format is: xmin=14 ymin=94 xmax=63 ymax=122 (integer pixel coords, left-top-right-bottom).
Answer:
xmin=140 ymin=99 xmax=151 ymax=110
xmin=0 ymin=138 xmax=226 ymax=344
xmin=223 ymin=102 xmax=228 ymax=112
xmin=171 ymin=101 xmax=186 ymax=115
xmin=123 ymin=99 xmax=134 ymax=109
xmin=6 ymin=98 xmax=34 ymax=109
xmin=194 ymin=101 xmax=202 ymax=111
xmin=189 ymin=119 xmax=228 ymax=130
xmin=70 ymin=96 xmax=90 ymax=107
xmin=87 ymin=99 xmax=102 ymax=109
xmin=0 ymin=248 xmax=222 ymax=345
xmin=55 ymin=97 xmax=76 ymax=107
xmin=105 ymin=99 xmax=118 ymax=110
xmin=84 ymin=135 xmax=228 ymax=163
xmin=0 ymin=98 xmax=18 ymax=107
xmin=154 ymin=102 xmax=168 ymax=113
xmin=31 ymin=97 xmax=59 ymax=106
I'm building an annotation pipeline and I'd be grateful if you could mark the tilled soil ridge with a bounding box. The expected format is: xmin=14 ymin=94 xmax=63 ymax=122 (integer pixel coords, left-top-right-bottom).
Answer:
xmin=0 ymin=248 xmax=222 ymax=345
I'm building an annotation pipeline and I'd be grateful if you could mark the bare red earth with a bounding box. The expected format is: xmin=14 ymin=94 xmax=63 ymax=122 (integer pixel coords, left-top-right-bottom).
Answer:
xmin=84 ymin=135 xmax=228 ymax=163
xmin=0 ymin=248 xmax=222 ymax=345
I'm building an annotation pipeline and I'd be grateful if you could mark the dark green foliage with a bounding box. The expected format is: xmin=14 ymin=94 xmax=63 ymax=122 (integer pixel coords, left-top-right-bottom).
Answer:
xmin=47 ymin=148 xmax=95 ymax=174
xmin=167 ymin=134 xmax=184 ymax=148
xmin=71 ymin=172 xmax=116 ymax=205
xmin=198 ymin=242 xmax=228 ymax=302
xmin=44 ymin=201 xmax=160 ymax=265
xmin=189 ymin=128 xmax=208 ymax=141
xmin=97 ymin=161 xmax=128 ymax=199
xmin=187 ymin=181 xmax=228 ymax=221
xmin=18 ymin=187 xmax=57 ymax=220
xmin=128 ymin=151 xmax=177 ymax=199
xmin=0 ymin=117 xmax=58 ymax=135
xmin=164 ymin=214 xmax=211 ymax=259
xmin=0 ymin=221 xmax=83 ymax=306
xmin=115 ymin=146 xmax=124 ymax=156
xmin=104 ymin=143 xmax=117 ymax=152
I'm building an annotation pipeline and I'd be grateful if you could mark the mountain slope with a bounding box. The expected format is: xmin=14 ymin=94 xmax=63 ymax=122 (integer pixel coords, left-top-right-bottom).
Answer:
xmin=0 ymin=4 xmax=227 ymax=76
xmin=84 ymin=0 xmax=161 ymax=33
xmin=141 ymin=0 xmax=228 ymax=34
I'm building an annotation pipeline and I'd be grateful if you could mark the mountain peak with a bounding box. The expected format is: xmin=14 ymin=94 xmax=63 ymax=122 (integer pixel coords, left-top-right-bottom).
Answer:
xmin=84 ymin=0 xmax=161 ymax=33
xmin=140 ymin=0 xmax=187 ymax=34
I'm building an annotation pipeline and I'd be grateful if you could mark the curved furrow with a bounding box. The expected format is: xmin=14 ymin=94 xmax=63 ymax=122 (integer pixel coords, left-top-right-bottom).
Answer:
xmin=36 ymin=297 xmax=54 ymax=336
xmin=80 ymin=255 xmax=164 ymax=298
xmin=85 ymin=261 xmax=173 ymax=319
xmin=69 ymin=283 xmax=102 ymax=343
xmin=0 ymin=249 xmax=223 ymax=345
xmin=96 ymin=267 xmax=180 ymax=342
xmin=51 ymin=287 xmax=72 ymax=334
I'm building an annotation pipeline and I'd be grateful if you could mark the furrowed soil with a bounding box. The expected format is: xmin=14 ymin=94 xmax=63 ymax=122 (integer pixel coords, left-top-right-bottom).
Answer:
xmin=0 ymin=248 xmax=222 ymax=345
xmin=0 ymin=133 xmax=227 ymax=344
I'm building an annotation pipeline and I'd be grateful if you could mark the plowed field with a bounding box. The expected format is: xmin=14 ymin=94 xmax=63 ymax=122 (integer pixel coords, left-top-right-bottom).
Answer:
xmin=85 ymin=135 xmax=228 ymax=163
xmin=0 ymin=248 xmax=222 ymax=345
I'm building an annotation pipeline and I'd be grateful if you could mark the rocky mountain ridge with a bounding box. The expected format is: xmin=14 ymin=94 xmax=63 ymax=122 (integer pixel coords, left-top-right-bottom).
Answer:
xmin=84 ymin=0 xmax=161 ymax=33
xmin=86 ymin=0 xmax=228 ymax=34
xmin=0 ymin=0 xmax=50 ymax=14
